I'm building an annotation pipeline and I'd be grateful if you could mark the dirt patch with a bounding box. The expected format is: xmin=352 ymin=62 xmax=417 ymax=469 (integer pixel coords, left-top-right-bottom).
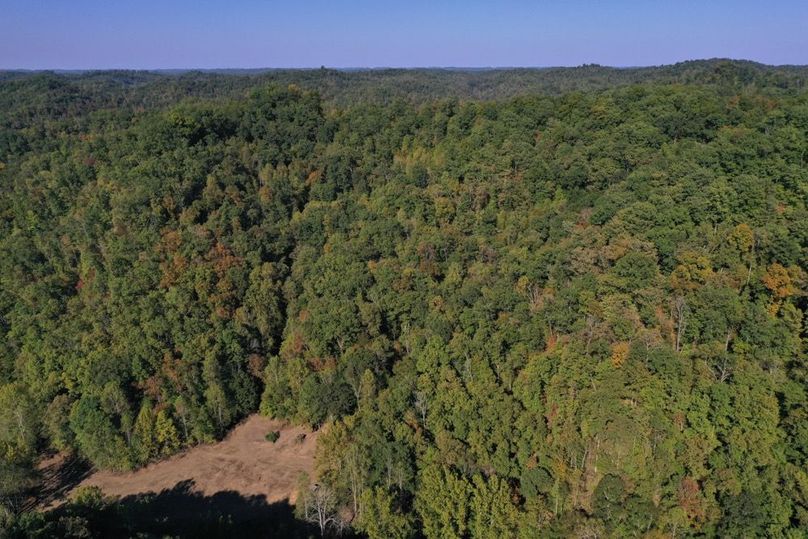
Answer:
xmin=63 ymin=415 xmax=317 ymax=506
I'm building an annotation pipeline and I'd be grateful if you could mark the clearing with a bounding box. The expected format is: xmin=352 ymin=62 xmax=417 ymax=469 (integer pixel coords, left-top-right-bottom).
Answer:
xmin=56 ymin=414 xmax=318 ymax=506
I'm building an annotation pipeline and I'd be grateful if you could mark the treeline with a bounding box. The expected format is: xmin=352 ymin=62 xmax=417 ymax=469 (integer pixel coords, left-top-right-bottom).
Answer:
xmin=3 ymin=59 xmax=808 ymax=112
xmin=0 ymin=67 xmax=806 ymax=537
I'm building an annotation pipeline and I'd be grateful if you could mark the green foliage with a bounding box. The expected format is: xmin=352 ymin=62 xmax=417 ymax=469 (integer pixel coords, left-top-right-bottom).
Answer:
xmin=0 ymin=384 xmax=39 ymax=465
xmin=356 ymin=487 xmax=415 ymax=539
xmin=155 ymin=409 xmax=181 ymax=456
xmin=415 ymin=465 xmax=472 ymax=538
xmin=469 ymin=474 xmax=521 ymax=538
xmin=69 ymin=397 xmax=131 ymax=471
xmin=131 ymin=399 xmax=156 ymax=465
xmin=1 ymin=66 xmax=806 ymax=535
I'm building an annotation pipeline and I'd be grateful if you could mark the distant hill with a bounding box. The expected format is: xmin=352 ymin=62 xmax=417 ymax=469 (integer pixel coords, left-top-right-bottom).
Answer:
xmin=2 ymin=59 xmax=807 ymax=110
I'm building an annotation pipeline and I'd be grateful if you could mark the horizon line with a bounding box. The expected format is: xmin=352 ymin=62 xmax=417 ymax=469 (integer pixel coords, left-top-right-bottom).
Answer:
xmin=3 ymin=58 xmax=807 ymax=73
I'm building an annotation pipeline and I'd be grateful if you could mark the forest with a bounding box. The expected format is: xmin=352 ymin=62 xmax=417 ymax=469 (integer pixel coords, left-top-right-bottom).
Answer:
xmin=0 ymin=60 xmax=806 ymax=537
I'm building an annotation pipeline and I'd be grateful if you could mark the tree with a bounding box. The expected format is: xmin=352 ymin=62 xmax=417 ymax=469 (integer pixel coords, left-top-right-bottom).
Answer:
xmin=415 ymin=466 xmax=472 ymax=539
xmin=356 ymin=487 xmax=415 ymax=539
xmin=131 ymin=399 xmax=156 ymax=465
xmin=0 ymin=384 xmax=39 ymax=465
xmin=0 ymin=384 xmax=40 ymax=503
xmin=155 ymin=409 xmax=181 ymax=456
xmin=69 ymin=397 xmax=131 ymax=471
xmin=298 ymin=475 xmax=342 ymax=537
xmin=469 ymin=474 xmax=521 ymax=539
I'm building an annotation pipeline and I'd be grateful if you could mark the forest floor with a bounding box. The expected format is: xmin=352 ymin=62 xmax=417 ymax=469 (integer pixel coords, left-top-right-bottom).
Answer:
xmin=42 ymin=414 xmax=318 ymax=509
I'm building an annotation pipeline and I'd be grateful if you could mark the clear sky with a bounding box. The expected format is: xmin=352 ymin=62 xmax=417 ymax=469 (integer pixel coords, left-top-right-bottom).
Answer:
xmin=2 ymin=0 xmax=807 ymax=69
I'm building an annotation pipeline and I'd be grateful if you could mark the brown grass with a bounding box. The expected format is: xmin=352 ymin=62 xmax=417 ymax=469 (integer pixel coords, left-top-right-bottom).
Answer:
xmin=63 ymin=415 xmax=317 ymax=506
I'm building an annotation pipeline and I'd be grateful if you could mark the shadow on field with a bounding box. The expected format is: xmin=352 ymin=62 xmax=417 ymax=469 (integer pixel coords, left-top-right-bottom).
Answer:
xmin=114 ymin=479 xmax=316 ymax=538
xmin=40 ymin=479 xmax=320 ymax=538
xmin=24 ymin=454 xmax=94 ymax=512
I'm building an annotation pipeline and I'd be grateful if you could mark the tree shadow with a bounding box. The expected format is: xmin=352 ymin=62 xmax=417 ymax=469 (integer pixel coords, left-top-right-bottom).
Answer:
xmin=113 ymin=479 xmax=318 ymax=538
xmin=20 ymin=453 xmax=94 ymax=512
xmin=36 ymin=479 xmax=322 ymax=538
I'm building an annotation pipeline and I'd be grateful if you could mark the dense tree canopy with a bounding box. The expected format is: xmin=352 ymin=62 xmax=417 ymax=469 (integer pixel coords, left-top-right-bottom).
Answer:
xmin=1 ymin=63 xmax=806 ymax=537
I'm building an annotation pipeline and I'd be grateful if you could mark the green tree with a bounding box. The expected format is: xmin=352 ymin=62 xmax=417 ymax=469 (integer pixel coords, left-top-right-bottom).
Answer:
xmin=155 ymin=409 xmax=181 ymax=456
xmin=131 ymin=399 xmax=156 ymax=465
xmin=356 ymin=487 xmax=415 ymax=539
xmin=415 ymin=465 xmax=472 ymax=539
xmin=69 ymin=397 xmax=131 ymax=471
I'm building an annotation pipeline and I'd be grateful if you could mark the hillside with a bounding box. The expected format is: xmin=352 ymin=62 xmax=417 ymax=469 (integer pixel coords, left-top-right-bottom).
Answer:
xmin=0 ymin=63 xmax=806 ymax=537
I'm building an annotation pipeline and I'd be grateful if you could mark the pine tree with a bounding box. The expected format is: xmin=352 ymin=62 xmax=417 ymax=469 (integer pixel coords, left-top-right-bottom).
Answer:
xmin=131 ymin=400 xmax=156 ymax=465
xmin=155 ymin=409 xmax=181 ymax=456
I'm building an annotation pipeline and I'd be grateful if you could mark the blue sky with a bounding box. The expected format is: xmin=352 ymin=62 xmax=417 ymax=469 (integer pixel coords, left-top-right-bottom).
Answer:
xmin=2 ymin=0 xmax=806 ymax=69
